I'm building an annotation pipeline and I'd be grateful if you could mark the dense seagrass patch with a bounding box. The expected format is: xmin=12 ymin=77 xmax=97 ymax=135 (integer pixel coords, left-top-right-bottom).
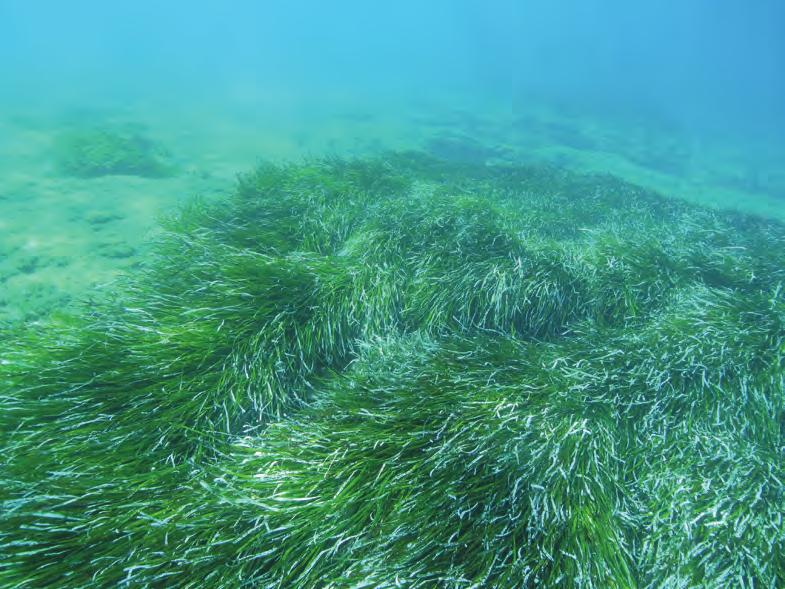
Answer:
xmin=2 ymin=153 xmax=784 ymax=588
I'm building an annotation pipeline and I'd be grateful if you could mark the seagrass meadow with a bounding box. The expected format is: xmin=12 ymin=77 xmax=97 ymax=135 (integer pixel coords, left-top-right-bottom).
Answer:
xmin=1 ymin=153 xmax=784 ymax=588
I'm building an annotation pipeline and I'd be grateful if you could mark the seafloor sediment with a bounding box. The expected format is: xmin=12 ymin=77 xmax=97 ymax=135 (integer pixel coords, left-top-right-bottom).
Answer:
xmin=1 ymin=99 xmax=783 ymax=326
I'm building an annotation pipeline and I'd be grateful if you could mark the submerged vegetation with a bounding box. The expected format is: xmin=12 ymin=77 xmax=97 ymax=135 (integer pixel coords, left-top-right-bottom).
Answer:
xmin=2 ymin=153 xmax=784 ymax=587
xmin=54 ymin=127 xmax=175 ymax=178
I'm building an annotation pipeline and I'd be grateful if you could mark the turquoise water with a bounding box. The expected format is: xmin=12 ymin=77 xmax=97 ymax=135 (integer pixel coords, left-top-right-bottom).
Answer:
xmin=1 ymin=2 xmax=784 ymax=587
xmin=1 ymin=0 xmax=784 ymax=320
xmin=1 ymin=1 xmax=784 ymax=321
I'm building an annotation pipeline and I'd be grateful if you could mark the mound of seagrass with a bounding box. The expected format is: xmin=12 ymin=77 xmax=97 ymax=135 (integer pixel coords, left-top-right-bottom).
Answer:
xmin=1 ymin=153 xmax=784 ymax=588
xmin=54 ymin=127 xmax=175 ymax=178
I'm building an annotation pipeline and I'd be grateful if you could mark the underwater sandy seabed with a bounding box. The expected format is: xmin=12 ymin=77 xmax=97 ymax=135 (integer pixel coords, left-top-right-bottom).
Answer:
xmin=2 ymin=87 xmax=785 ymax=587
xmin=0 ymin=90 xmax=783 ymax=324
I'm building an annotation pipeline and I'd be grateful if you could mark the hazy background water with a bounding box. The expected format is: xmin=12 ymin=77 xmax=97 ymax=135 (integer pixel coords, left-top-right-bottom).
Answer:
xmin=0 ymin=0 xmax=783 ymax=322
xmin=3 ymin=0 xmax=784 ymax=138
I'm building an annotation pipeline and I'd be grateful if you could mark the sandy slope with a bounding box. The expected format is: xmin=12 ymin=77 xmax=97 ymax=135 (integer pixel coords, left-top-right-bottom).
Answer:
xmin=1 ymin=93 xmax=782 ymax=324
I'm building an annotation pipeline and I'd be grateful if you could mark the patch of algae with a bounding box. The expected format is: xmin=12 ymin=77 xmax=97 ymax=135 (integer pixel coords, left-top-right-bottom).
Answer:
xmin=2 ymin=153 xmax=783 ymax=588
